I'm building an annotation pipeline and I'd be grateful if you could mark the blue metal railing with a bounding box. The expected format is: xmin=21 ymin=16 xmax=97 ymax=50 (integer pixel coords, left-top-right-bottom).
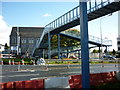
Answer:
xmin=61 ymin=31 xmax=112 ymax=46
xmin=32 ymin=0 xmax=115 ymax=56
xmin=44 ymin=0 xmax=114 ymax=33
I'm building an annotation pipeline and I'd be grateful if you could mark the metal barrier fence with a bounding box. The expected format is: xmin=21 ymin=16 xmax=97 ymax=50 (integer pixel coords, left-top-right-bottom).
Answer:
xmin=0 ymin=59 xmax=120 ymax=71
xmin=0 ymin=65 xmax=47 ymax=71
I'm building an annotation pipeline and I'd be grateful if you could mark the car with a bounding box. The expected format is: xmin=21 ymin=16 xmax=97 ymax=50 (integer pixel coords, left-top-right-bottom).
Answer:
xmin=103 ymin=55 xmax=116 ymax=60
xmin=69 ymin=56 xmax=77 ymax=59
xmin=37 ymin=58 xmax=46 ymax=65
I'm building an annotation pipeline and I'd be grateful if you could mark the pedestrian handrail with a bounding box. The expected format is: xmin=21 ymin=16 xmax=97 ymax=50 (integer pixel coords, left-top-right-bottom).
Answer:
xmin=61 ymin=32 xmax=112 ymax=46
xmin=32 ymin=0 xmax=118 ymax=56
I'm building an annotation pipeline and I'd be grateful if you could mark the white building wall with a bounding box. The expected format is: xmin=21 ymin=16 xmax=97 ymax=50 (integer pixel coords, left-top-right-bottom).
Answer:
xmin=118 ymin=11 xmax=120 ymax=37
xmin=117 ymin=11 xmax=120 ymax=52
xmin=0 ymin=46 xmax=4 ymax=52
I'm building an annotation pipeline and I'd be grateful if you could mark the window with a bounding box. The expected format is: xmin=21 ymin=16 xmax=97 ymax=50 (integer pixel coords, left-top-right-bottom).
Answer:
xmin=118 ymin=47 xmax=120 ymax=51
xmin=36 ymin=38 xmax=39 ymax=43
xmin=11 ymin=37 xmax=16 ymax=44
xmin=29 ymin=39 xmax=34 ymax=43
xmin=117 ymin=41 xmax=120 ymax=44
xmin=21 ymin=39 xmax=26 ymax=43
xmin=29 ymin=40 xmax=34 ymax=43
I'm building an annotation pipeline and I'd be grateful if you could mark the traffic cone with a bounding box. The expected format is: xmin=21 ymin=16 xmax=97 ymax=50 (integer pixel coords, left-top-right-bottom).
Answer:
xmin=18 ymin=61 xmax=20 ymax=65
xmin=9 ymin=60 xmax=11 ymax=65
xmin=12 ymin=60 xmax=14 ymax=65
xmin=67 ymin=61 xmax=70 ymax=69
xmin=33 ymin=60 xmax=35 ymax=65
xmin=22 ymin=60 xmax=24 ymax=65
xmin=1 ymin=60 xmax=3 ymax=65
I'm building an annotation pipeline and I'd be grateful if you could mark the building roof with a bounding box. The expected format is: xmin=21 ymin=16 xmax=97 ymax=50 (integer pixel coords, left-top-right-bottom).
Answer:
xmin=10 ymin=27 xmax=44 ymax=38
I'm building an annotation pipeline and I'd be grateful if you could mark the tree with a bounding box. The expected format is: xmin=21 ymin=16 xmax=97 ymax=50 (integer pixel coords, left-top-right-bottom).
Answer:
xmin=4 ymin=43 xmax=9 ymax=50
xmin=51 ymin=29 xmax=80 ymax=49
xmin=112 ymin=49 xmax=116 ymax=55
xmin=104 ymin=49 xmax=107 ymax=54
xmin=92 ymin=49 xmax=98 ymax=53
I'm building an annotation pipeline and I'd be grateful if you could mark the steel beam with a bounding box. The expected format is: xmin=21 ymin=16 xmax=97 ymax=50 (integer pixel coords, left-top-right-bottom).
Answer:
xmin=80 ymin=1 xmax=90 ymax=88
xmin=48 ymin=32 xmax=51 ymax=59
xmin=58 ymin=33 xmax=61 ymax=59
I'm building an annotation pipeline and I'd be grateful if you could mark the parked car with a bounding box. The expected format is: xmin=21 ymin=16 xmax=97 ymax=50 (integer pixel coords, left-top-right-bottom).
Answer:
xmin=37 ymin=58 xmax=46 ymax=65
xmin=103 ymin=55 xmax=116 ymax=60
xmin=69 ymin=56 xmax=77 ymax=59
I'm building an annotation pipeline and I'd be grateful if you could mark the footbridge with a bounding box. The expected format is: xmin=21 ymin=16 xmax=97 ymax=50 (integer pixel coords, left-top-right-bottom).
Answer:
xmin=32 ymin=0 xmax=120 ymax=57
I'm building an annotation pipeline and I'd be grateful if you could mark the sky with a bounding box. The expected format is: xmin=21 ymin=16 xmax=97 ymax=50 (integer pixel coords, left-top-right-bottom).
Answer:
xmin=0 ymin=1 xmax=119 ymax=51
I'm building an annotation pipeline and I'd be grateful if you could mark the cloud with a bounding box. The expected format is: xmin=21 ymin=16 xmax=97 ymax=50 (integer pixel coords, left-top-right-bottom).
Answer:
xmin=43 ymin=13 xmax=51 ymax=17
xmin=0 ymin=16 xmax=12 ymax=46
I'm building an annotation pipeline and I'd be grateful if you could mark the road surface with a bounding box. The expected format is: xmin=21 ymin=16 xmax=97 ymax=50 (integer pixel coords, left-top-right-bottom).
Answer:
xmin=0 ymin=64 xmax=119 ymax=83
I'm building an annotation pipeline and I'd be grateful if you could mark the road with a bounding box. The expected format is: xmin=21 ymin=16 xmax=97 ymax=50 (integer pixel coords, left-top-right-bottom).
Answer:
xmin=0 ymin=64 xmax=119 ymax=83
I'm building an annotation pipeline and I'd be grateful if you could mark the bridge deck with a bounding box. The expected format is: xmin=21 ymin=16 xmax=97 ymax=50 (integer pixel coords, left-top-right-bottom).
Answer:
xmin=32 ymin=1 xmax=120 ymax=56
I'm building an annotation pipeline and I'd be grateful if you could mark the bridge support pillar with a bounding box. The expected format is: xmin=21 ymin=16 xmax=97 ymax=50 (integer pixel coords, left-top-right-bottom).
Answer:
xmin=80 ymin=1 xmax=90 ymax=88
xmin=99 ymin=46 xmax=101 ymax=59
xmin=42 ymin=49 xmax=45 ymax=58
xmin=48 ymin=32 xmax=51 ymax=59
xmin=105 ymin=46 xmax=108 ymax=58
xmin=58 ymin=33 xmax=61 ymax=59
xmin=78 ymin=50 xmax=81 ymax=59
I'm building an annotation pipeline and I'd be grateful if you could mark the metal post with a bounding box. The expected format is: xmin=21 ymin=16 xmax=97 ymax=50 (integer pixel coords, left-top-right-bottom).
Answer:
xmin=66 ymin=13 xmax=68 ymax=23
xmin=58 ymin=34 xmax=60 ymax=59
xmin=69 ymin=11 xmax=71 ymax=22
xmin=95 ymin=0 xmax=97 ymax=9
xmin=100 ymin=17 xmax=103 ymax=60
xmin=79 ymin=1 xmax=90 ymax=88
xmin=89 ymin=0 xmax=91 ymax=12
xmin=43 ymin=49 xmax=44 ymax=58
xmin=76 ymin=7 xmax=78 ymax=18
xmin=61 ymin=17 xmax=62 ymax=25
xmin=105 ymin=46 xmax=108 ymax=59
xmin=56 ymin=19 xmax=57 ymax=27
xmin=99 ymin=46 xmax=101 ymax=59
xmin=101 ymin=0 xmax=103 ymax=7
xmin=58 ymin=18 xmax=60 ymax=27
xmin=73 ymin=10 xmax=74 ymax=19
xmin=48 ymin=32 xmax=51 ymax=59
xmin=78 ymin=50 xmax=80 ymax=59
xmin=62 ymin=15 xmax=65 ymax=24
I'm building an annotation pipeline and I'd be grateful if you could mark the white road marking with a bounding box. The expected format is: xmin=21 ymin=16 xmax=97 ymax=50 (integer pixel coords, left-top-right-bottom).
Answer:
xmin=0 ymin=74 xmax=39 ymax=78
xmin=30 ymin=77 xmax=47 ymax=80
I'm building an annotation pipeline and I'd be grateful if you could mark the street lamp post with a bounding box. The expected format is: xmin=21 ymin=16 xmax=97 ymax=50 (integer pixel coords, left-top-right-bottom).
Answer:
xmin=100 ymin=14 xmax=112 ymax=60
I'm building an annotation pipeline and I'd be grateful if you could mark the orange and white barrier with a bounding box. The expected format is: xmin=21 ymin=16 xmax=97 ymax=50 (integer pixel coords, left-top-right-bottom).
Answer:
xmin=45 ymin=77 xmax=70 ymax=88
xmin=0 ymin=79 xmax=44 ymax=89
xmin=0 ymin=71 xmax=118 ymax=89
